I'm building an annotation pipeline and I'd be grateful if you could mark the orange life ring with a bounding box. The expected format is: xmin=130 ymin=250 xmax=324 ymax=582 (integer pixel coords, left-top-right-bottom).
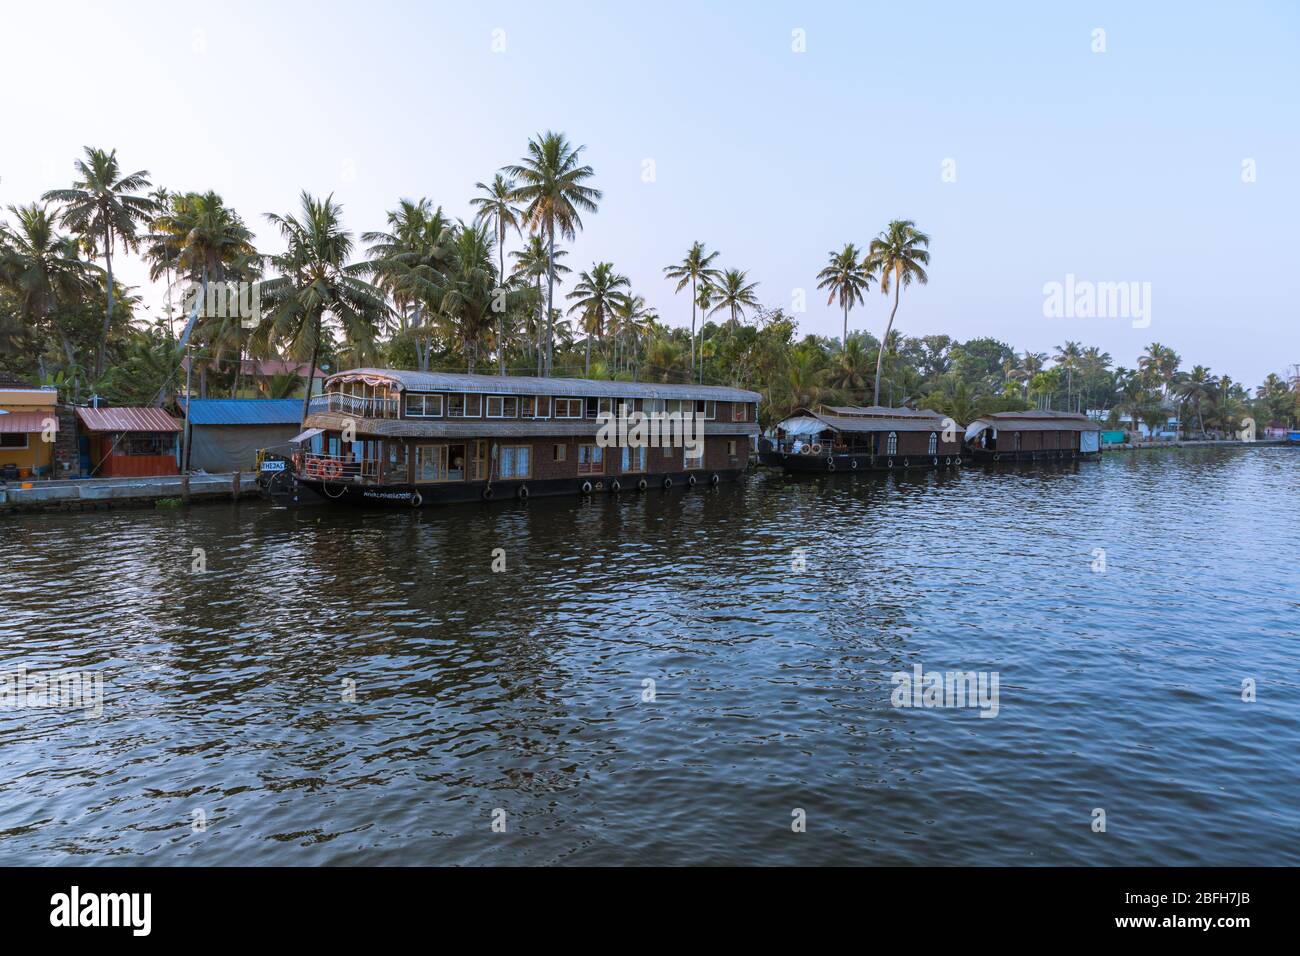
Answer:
xmin=305 ymin=458 xmax=323 ymax=478
xmin=322 ymin=458 xmax=343 ymax=480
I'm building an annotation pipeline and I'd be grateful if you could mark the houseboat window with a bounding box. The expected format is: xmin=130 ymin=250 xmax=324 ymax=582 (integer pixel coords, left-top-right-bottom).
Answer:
xmin=597 ymin=398 xmax=614 ymax=417
xmin=535 ymin=396 xmax=550 ymax=418
xmin=405 ymin=393 xmax=443 ymax=417
xmin=644 ymin=398 xmax=665 ymax=414
xmin=727 ymin=440 xmax=737 ymax=457
xmin=1014 ymin=432 xmax=1022 ymax=450
xmin=733 ymin=403 xmax=750 ymax=423
xmin=470 ymin=440 xmax=487 ymax=480
xmin=577 ymin=444 xmax=604 ymax=475
xmin=486 ymin=396 xmax=518 ymax=418
xmin=887 ymin=432 xmax=898 ymax=455
xmin=1 ymin=434 xmax=28 ymax=449
xmin=663 ymin=446 xmax=673 ymax=458
xmin=696 ymin=400 xmax=716 ymax=420
xmin=553 ymin=444 xmax=567 ymax=462
xmin=447 ymin=444 xmax=466 ymax=481
xmin=928 ymin=432 xmax=937 ymax=454
xmin=621 ymin=446 xmax=646 ymax=473
xmin=464 ymin=394 xmax=482 ymax=417
xmin=447 ymin=394 xmax=465 ymax=416
xmin=385 ymin=442 xmax=408 ymax=481
xmin=554 ymin=398 xmax=583 ymax=419
xmin=499 ymin=445 xmax=532 ymax=479
xmin=415 ymin=445 xmax=447 ymax=482
xmin=665 ymin=399 xmax=683 ymax=414
xmin=684 ymin=444 xmax=704 ymax=469
xmin=585 ymin=397 xmax=600 ymax=418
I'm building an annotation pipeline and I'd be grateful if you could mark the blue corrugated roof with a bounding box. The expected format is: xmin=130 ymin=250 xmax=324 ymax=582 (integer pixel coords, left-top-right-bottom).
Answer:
xmin=179 ymin=398 xmax=304 ymax=426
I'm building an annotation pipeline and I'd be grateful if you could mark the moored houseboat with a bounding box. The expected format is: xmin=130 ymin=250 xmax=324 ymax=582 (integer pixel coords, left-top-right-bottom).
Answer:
xmin=268 ymin=369 xmax=761 ymax=507
xmin=962 ymin=410 xmax=1102 ymax=462
xmin=759 ymin=404 xmax=963 ymax=473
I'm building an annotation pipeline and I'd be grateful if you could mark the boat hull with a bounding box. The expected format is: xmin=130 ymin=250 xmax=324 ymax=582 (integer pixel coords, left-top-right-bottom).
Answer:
xmin=265 ymin=467 xmax=747 ymax=508
xmin=758 ymin=450 xmax=963 ymax=473
xmin=963 ymin=448 xmax=1101 ymax=464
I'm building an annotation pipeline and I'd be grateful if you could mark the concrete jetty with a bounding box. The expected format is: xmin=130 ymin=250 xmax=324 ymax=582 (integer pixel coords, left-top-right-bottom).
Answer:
xmin=1 ymin=472 xmax=260 ymax=514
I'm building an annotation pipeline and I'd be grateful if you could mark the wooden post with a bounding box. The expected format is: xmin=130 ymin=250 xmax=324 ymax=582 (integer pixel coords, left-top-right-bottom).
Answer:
xmin=232 ymin=470 xmax=241 ymax=500
xmin=181 ymin=474 xmax=190 ymax=503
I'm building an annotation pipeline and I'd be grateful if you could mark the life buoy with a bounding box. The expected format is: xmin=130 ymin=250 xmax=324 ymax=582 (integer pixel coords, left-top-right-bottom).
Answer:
xmin=323 ymin=458 xmax=343 ymax=480
xmin=687 ymin=474 xmax=697 ymax=487
xmin=851 ymin=458 xmax=859 ymax=470
xmin=903 ymin=458 xmax=910 ymax=468
xmin=637 ymin=478 xmax=648 ymax=492
xmin=304 ymin=458 xmax=322 ymax=478
xmin=410 ymin=491 xmax=422 ymax=507
xmin=887 ymin=458 xmax=894 ymax=469
xmin=956 ymin=456 xmax=962 ymax=465
xmin=581 ymin=481 xmax=593 ymax=494
xmin=827 ymin=458 xmax=835 ymax=472
xmin=709 ymin=473 xmax=720 ymax=486
xmin=800 ymin=444 xmax=812 ymax=456
xmin=482 ymin=486 xmax=494 ymax=500
xmin=610 ymin=479 xmax=621 ymax=493
xmin=662 ymin=477 xmax=673 ymax=490
xmin=993 ymin=453 xmax=1000 ymax=461
xmin=945 ymin=457 xmax=951 ymax=466
xmin=518 ymin=484 xmax=529 ymax=500
xmin=811 ymin=443 xmax=822 ymax=455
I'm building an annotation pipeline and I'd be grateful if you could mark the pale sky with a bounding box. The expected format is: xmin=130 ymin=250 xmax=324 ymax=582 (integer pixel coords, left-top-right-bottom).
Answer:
xmin=2 ymin=0 xmax=1296 ymax=385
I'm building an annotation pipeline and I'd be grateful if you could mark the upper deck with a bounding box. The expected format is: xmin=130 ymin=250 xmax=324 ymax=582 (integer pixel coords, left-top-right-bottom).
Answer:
xmin=304 ymin=368 xmax=762 ymax=437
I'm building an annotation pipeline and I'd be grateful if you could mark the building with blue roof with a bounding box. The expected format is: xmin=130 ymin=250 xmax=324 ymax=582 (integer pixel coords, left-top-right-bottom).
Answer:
xmin=178 ymin=398 xmax=304 ymax=472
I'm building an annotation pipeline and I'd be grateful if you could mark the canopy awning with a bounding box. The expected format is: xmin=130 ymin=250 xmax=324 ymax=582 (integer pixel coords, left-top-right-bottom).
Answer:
xmin=774 ymin=415 xmax=828 ymax=437
xmin=0 ymin=411 xmax=55 ymax=434
xmin=289 ymin=426 xmax=324 ymax=444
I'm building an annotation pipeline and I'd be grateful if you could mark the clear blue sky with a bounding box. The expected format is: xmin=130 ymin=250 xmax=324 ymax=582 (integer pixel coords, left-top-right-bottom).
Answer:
xmin=4 ymin=0 xmax=1296 ymax=384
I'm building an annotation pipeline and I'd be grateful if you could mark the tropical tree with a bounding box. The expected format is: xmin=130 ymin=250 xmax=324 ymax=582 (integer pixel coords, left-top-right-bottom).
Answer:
xmin=470 ymin=174 xmax=522 ymax=374
xmin=1053 ymin=341 xmax=1083 ymax=411
xmin=610 ymin=293 xmax=656 ymax=377
xmin=363 ymin=199 xmax=454 ymax=370
xmin=707 ymin=268 xmax=760 ymax=329
xmin=663 ymin=241 xmax=722 ymax=379
xmin=257 ymin=192 xmax=389 ymax=423
xmin=42 ymin=147 xmax=157 ymax=375
xmin=865 ymin=219 xmax=930 ymax=406
xmin=566 ymin=262 xmax=630 ymax=375
xmin=511 ymin=235 xmax=569 ymax=375
xmin=503 ymin=132 xmax=601 ymax=376
xmin=1177 ymin=365 xmax=1215 ymax=436
xmin=816 ymin=243 xmax=873 ymax=348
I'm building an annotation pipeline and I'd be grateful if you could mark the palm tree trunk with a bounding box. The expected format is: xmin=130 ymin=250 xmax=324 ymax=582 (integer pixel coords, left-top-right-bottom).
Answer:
xmin=498 ymin=222 xmax=507 ymax=376
xmin=689 ymin=275 xmax=697 ymax=375
xmin=98 ymin=224 xmax=114 ymax=378
xmin=535 ymin=276 xmax=544 ymax=377
xmin=584 ymin=326 xmax=592 ymax=377
xmin=873 ymin=276 xmax=901 ymax=406
xmin=843 ymin=300 xmax=848 ymax=349
xmin=300 ymin=312 xmax=322 ymax=426
xmin=545 ymin=223 xmax=556 ymax=377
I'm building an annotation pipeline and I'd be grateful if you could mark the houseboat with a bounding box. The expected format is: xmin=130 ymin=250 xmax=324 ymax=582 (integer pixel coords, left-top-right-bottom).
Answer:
xmin=759 ymin=405 xmax=963 ymax=473
xmin=266 ymin=369 xmax=761 ymax=508
xmin=962 ymin=410 xmax=1102 ymax=462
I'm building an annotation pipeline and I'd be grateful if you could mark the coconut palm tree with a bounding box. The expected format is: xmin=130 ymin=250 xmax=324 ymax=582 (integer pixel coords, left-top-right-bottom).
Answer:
xmin=511 ymin=235 xmax=569 ymax=375
xmin=1177 ymin=365 xmax=1215 ymax=437
xmin=865 ymin=220 xmax=930 ymax=406
xmin=610 ymin=293 xmax=657 ymax=378
xmin=1138 ymin=342 xmax=1181 ymax=397
xmin=663 ymin=242 xmax=721 ymax=379
xmin=567 ymin=262 xmax=630 ymax=376
xmin=258 ymin=192 xmax=389 ymax=423
xmin=1053 ymin=341 xmax=1083 ymax=411
xmin=42 ymin=147 xmax=157 ymax=376
xmin=503 ymin=132 xmax=601 ymax=376
xmin=363 ymin=199 xmax=454 ymax=370
xmin=471 ymin=174 xmax=523 ymax=374
xmin=0 ymin=203 xmax=101 ymax=391
xmin=707 ymin=268 xmax=760 ymax=328
xmin=438 ymin=220 xmax=500 ymax=373
xmin=816 ymin=243 xmax=873 ymax=348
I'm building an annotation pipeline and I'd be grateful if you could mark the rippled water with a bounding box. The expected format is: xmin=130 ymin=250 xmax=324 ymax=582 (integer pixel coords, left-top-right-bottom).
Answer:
xmin=2 ymin=446 xmax=1297 ymax=865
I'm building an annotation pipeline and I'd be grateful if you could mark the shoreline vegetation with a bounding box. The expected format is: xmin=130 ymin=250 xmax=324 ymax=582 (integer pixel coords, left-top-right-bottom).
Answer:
xmin=2 ymin=135 xmax=1297 ymax=437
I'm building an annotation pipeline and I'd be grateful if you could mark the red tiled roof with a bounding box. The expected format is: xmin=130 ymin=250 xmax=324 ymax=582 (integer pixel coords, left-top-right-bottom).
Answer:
xmin=76 ymin=406 xmax=182 ymax=433
xmin=0 ymin=411 xmax=57 ymax=434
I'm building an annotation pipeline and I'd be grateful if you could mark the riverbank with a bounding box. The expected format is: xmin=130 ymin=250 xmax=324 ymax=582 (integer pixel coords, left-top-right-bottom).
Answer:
xmin=1104 ymin=439 xmax=1293 ymax=451
xmin=0 ymin=472 xmax=259 ymax=514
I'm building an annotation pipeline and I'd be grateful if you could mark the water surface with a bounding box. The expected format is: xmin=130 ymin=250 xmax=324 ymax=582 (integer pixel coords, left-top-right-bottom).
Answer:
xmin=2 ymin=446 xmax=1297 ymax=864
